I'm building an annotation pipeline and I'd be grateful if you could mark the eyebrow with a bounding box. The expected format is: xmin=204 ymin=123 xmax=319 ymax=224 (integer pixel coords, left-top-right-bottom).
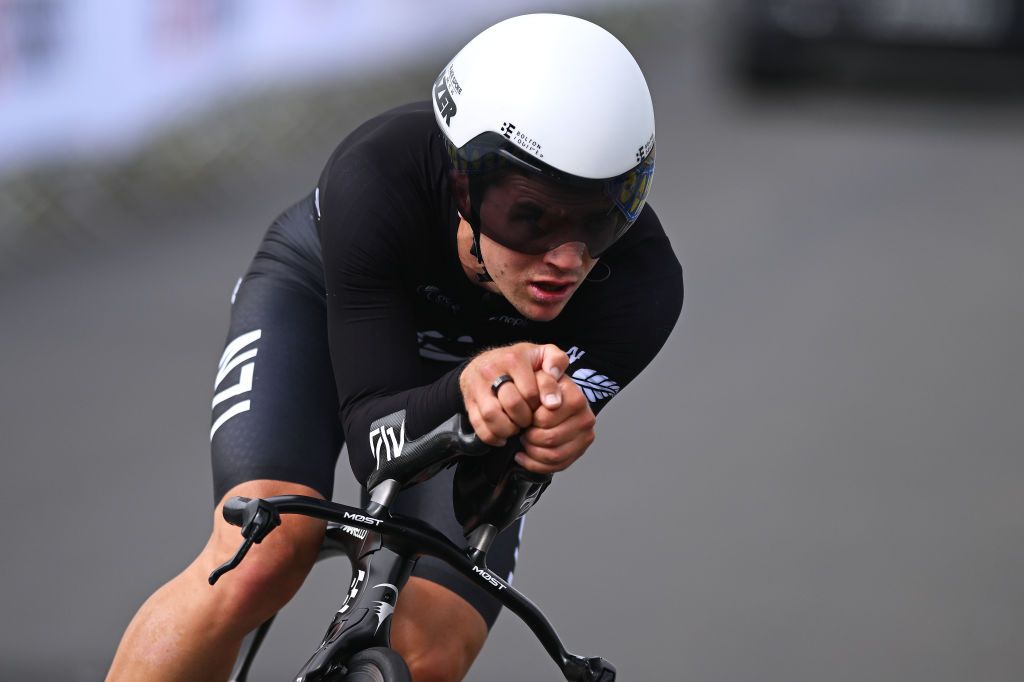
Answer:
xmin=509 ymin=201 xmax=545 ymax=215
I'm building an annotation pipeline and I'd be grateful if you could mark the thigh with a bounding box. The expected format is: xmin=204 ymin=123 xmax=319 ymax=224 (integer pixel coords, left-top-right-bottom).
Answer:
xmin=210 ymin=272 xmax=343 ymax=503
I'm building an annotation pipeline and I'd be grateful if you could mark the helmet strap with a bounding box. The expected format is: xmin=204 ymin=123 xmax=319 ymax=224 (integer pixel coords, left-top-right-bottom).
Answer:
xmin=458 ymin=205 xmax=493 ymax=283
xmin=463 ymin=176 xmax=494 ymax=283
xmin=468 ymin=232 xmax=493 ymax=283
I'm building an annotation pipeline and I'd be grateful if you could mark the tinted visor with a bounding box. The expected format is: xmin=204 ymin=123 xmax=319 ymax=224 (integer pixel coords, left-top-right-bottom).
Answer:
xmin=450 ymin=133 xmax=654 ymax=257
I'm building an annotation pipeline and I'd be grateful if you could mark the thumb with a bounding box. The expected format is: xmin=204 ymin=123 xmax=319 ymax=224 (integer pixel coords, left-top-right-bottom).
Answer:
xmin=531 ymin=343 xmax=568 ymax=381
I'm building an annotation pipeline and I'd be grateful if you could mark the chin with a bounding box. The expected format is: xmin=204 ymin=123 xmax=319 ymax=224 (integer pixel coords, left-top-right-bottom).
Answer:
xmin=525 ymin=311 xmax=559 ymax=323
xmin=516 ymin=301 xmax=566 ymax=323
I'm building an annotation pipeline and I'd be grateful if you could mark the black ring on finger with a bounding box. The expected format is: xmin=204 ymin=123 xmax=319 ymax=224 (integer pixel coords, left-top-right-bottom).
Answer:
xmin=490 ymin=374 xmax=514 ymax=397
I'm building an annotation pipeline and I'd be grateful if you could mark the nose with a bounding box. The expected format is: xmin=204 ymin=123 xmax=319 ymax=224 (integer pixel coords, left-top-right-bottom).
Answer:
xmin=543 ymin=241 xmax=586 ymax=270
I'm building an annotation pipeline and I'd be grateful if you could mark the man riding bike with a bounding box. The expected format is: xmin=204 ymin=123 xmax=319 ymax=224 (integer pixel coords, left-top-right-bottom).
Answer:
xmin=107 ymin=14 xmax=682 ymax=682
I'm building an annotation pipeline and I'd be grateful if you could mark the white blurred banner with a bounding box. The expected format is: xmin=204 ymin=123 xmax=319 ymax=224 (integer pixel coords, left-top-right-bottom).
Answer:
xmin=0 ymin=0 xmax=646 ymax=173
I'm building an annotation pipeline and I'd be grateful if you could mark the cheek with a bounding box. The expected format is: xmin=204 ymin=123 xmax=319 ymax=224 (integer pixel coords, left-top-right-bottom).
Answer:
xmin=481 ymin=240 xmax=527 ymax=280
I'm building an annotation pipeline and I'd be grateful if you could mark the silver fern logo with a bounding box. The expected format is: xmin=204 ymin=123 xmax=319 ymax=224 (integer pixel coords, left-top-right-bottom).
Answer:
xmin=571 ymin=368 xmax=620 ymax=403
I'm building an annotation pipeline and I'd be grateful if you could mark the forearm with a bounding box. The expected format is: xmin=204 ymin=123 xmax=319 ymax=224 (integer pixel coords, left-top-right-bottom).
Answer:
xmin=340 ymin=362 xmax=467 ymax=484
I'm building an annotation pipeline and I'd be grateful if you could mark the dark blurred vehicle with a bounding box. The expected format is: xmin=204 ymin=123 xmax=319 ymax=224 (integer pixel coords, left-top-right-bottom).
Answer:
xmin=728 ymin=0 xmax=1024 ymax=86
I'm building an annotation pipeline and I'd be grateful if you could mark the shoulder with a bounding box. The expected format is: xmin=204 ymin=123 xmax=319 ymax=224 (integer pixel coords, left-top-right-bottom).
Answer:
xmin=591 ymin=204 xmax=684 ymax=318
xmin=314 ymin=102 xmax=451 ymax=256
xmin=551 ymin=203 xmax=682 ymax=347
xmin=320 ymin=102 xmax=443 ymax=182
xmin=607 ymin=204 xmax=679 ymax=266
xmin=315 ymin=101 xmax=449 ymax=229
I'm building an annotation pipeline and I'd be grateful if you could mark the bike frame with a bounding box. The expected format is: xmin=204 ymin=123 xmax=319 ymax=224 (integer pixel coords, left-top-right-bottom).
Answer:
xmin=224 ymin=494 xmax=614 ymax=682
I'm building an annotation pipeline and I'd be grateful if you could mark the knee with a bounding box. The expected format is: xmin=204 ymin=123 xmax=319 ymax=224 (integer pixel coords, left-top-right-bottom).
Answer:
xmin=402 ymin=646 xmax=474 ymax=682
xmin=205 ymin=512 xmax=325 ymax=631
xmin=391 ymin=577 xmax=486 ymax=682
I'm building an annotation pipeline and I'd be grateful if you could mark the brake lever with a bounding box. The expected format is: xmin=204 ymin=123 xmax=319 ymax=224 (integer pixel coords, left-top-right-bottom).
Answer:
xmin=208 ymin=535 xmax=255 ymax=585
xmin=208 ymin=500 xmax=282 ymax=585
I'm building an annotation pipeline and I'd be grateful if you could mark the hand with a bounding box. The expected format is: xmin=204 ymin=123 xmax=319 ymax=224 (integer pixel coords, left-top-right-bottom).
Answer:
xmin=460 ymin=343 xmax=569 ymax=446
xmin=516 ymin=373 xmax=596 ymax=475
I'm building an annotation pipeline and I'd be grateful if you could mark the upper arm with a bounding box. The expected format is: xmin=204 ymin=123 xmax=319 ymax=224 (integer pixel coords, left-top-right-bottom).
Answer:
xmin=313 ymin=143 xmax=466 ymax=484
xmin=316 ymin=151 xmax=425 ymax=408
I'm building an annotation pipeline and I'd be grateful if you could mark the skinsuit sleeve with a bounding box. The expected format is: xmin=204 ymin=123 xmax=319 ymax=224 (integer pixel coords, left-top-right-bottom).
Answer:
xmin=316 ymin=136 xmax=466 ymax=486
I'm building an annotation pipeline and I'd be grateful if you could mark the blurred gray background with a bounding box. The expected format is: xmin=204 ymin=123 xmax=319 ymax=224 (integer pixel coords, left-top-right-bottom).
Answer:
xmin=2 ymin=1 xmax=1023 ymax=680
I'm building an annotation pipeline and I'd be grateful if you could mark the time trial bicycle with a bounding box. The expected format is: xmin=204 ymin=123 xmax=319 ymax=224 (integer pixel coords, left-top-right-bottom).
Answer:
xmin=209 ymin=412 xmax=616 ymax=681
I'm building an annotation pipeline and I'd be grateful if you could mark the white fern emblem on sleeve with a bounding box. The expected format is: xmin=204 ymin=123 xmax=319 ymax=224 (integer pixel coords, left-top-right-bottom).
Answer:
xmin=570 ymin=368 xmax=620 ymax=403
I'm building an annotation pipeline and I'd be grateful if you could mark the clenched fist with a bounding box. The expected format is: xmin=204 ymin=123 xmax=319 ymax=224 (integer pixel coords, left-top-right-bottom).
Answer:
xmin=460 ymin=343 xmax=596 ymax=474
xmin=459 ymin=343 xmax=567 ymax=446
xmin=517 ymin=374 xmax=595 ymax=474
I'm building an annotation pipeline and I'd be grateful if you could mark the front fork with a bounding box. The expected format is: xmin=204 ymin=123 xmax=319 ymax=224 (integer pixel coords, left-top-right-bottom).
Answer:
xmin=293 ymin=527 xmax=416 ymax=681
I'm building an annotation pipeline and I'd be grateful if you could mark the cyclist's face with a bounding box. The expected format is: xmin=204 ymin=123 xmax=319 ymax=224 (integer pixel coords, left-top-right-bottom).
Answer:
xmin=476 ymin=175 xmax=602 ymax=322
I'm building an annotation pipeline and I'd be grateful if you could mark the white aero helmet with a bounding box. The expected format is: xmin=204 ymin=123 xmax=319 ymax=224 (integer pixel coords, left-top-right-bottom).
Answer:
xmin=433 ymin=13 xmax=655 ymax=257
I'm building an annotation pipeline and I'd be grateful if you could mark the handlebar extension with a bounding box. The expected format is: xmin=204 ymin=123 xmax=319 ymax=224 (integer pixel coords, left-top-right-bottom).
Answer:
xmin=365 ymin=412 xmax=489 ymax=490
xmin=223 ymin=496 xmax=251 ymax=527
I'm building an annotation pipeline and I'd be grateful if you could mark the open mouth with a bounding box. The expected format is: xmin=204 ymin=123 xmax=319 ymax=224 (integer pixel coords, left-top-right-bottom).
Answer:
xmin=528 ymin=280 xmax=575 ymax=303
xmin=533 ymin=281 xmax=572 ymax=293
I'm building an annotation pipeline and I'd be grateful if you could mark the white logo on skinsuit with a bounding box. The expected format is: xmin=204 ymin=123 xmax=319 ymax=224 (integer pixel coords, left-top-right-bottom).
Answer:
xmin=210 ymin=329 xmax=261 ymax=440
xmin=369 ymin=420 xmax=406 ymax=470
xmin=570 ymin=368 xmax=620 ymax=403
xmin=566 ymin=345 xmax=586 ymax=364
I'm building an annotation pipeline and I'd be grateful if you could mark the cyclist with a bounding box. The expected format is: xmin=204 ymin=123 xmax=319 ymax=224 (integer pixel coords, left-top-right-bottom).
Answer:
xmin=108 ymin=13 xmax=682 ymax=682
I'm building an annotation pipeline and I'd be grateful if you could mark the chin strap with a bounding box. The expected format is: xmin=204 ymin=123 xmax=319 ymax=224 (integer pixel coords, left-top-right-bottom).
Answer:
xmin=460 ymin=209 xmax=493 ymax=283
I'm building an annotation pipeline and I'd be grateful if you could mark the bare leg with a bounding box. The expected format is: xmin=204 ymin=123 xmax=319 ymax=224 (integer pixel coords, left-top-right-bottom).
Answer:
xmin=109 ymin=481 xmax=493 ymax=682
xmin=106 ymin=480 xmax=326 ymax=682
xmin=391 ymin=577 xmax=489 ymax=682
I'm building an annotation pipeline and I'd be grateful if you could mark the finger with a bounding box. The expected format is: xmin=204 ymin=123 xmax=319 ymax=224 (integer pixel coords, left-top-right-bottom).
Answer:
xmin=520 ymin=443 xmax=569 ymax=467
xmin=514 ymin=451 xmax=560 ymax=474
xmin=539 ymin=375 xmax=588 ymax=425
xmin=531 ymin=389 xmax=593 ymax=430
xmin=523 ymin=416 xmax=594 ymax=454
xmin=534 ymin=367 xmax=562 ymax=410
xmin=522 ymin=420 xmax=572 ymax=450
xmin=520 ymin=428 xmax=595 ymax=470
xmin=466 ymin=402 xmax=507 ymax=447
xmin=494 ymin=379 xmax=533 ymax=429
xmin=515 ymin=448 xmax=574 ymax=475
xmin=529 ymin=343 xmax=569 ymax=381
xmin=529 ymin=377 xmax=574 ymax=428
xmin=478 ymin=397 xmax=520 ymax=442
xmin=503 ymin=354 xmax=542 ymax=411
